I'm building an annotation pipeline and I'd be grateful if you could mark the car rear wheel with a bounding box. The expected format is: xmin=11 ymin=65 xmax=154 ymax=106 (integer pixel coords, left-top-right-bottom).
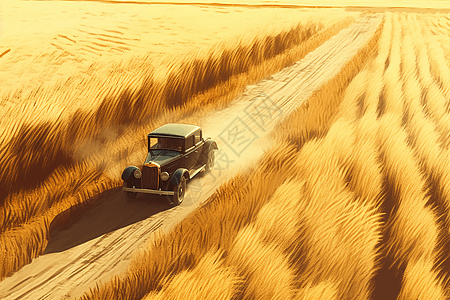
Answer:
xmin=205 ymin=150 xmax=215 ymax=173
xmin=172 ymin=176 xmax=186 ymax=205
xmin=123 ymin=181 xmax=137 ymax=201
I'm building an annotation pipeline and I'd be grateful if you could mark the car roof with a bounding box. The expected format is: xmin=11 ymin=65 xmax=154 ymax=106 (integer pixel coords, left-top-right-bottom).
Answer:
xmin=148 ymin=123 xmax=201 ymax=138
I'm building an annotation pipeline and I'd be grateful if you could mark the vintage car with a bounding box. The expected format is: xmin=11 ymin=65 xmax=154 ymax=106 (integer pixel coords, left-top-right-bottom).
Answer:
xmin=121 ymin=123 xmax=218 ymax=205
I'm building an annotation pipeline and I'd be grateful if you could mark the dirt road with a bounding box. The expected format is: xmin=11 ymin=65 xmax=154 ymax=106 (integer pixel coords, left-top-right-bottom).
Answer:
xmin=0 ymin=14 xmax=382 ymax=300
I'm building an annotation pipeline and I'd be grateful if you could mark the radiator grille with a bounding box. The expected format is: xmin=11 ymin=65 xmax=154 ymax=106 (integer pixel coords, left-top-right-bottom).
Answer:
xmin=142 ymin=163 xmax=159 ymax=190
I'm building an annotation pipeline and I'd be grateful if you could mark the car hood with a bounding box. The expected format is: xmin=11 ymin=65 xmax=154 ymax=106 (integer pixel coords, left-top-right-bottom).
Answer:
xmin=144 ymin=150 xmax=181 ymax=166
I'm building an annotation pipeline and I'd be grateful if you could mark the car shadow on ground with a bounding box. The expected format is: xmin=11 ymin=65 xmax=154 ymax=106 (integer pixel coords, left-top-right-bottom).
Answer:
xmin=44 ymin=187 xmax=173 ymax=254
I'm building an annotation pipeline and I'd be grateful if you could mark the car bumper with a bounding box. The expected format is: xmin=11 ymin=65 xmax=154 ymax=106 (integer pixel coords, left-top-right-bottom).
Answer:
xmin=123 ymin=187 xmax=174 ymax=196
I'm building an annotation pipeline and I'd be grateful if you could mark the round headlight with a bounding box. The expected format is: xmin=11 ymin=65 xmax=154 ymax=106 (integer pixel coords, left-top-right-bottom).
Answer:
xmin=134 ymin=169 xmax=142 ymax=179
xmin=160 ymin=172 xmax=169 ymax=181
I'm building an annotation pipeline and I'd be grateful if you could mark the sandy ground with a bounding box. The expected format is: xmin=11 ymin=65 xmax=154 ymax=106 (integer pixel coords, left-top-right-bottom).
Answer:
xmin=0 ymin=13 xmax=382 ymax=300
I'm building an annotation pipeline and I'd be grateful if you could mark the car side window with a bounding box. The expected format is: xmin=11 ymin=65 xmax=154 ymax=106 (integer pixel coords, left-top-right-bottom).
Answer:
xmin=194 ymin=130 xmax=201 ymax=145
xmin=185 ymin=135 xmax=194 ymax=151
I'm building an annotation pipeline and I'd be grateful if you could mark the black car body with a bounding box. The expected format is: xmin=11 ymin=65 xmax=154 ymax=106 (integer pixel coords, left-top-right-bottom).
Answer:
xmin=121 ymin=123 xmax=218 ymax=205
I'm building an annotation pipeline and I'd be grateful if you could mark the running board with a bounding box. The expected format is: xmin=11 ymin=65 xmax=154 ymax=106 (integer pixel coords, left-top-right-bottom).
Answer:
xmin=189 ymin=164 xmax=206 ymax=179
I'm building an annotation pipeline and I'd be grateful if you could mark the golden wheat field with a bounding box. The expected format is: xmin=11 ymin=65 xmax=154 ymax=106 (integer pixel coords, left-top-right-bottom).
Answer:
xmin=0 ymin=0 xmax=358 ymax=291
xmin=76 ymin=11 xmax=450 ymax=300
xmin=3 ymin=0 xmax=450 ymax=299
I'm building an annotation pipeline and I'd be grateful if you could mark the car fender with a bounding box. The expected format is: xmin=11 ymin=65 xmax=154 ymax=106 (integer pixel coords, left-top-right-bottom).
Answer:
xmin=204 ymin=139 xmax=218 ymax=151
xmin=121 ymin=166 xmax=140 ymax=181
xmin=171 ymin=168 xmax=189 ymax=185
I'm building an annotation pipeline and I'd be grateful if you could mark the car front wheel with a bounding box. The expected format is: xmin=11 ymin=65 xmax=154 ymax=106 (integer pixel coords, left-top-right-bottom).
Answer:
xmin=172 ymin=176 xmax=186 ymax=205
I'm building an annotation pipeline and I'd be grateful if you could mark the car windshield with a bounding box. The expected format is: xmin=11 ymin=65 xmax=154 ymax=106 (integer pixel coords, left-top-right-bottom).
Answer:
xmin=149 ymin=136 xmax=183 ymax=152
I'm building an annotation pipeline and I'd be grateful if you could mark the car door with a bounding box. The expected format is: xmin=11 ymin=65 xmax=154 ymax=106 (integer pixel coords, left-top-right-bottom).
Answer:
xmin=184 ymin=135 xmax=197 ymax=171
xmin=193 ymin=130 xmax=203 ymax=167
